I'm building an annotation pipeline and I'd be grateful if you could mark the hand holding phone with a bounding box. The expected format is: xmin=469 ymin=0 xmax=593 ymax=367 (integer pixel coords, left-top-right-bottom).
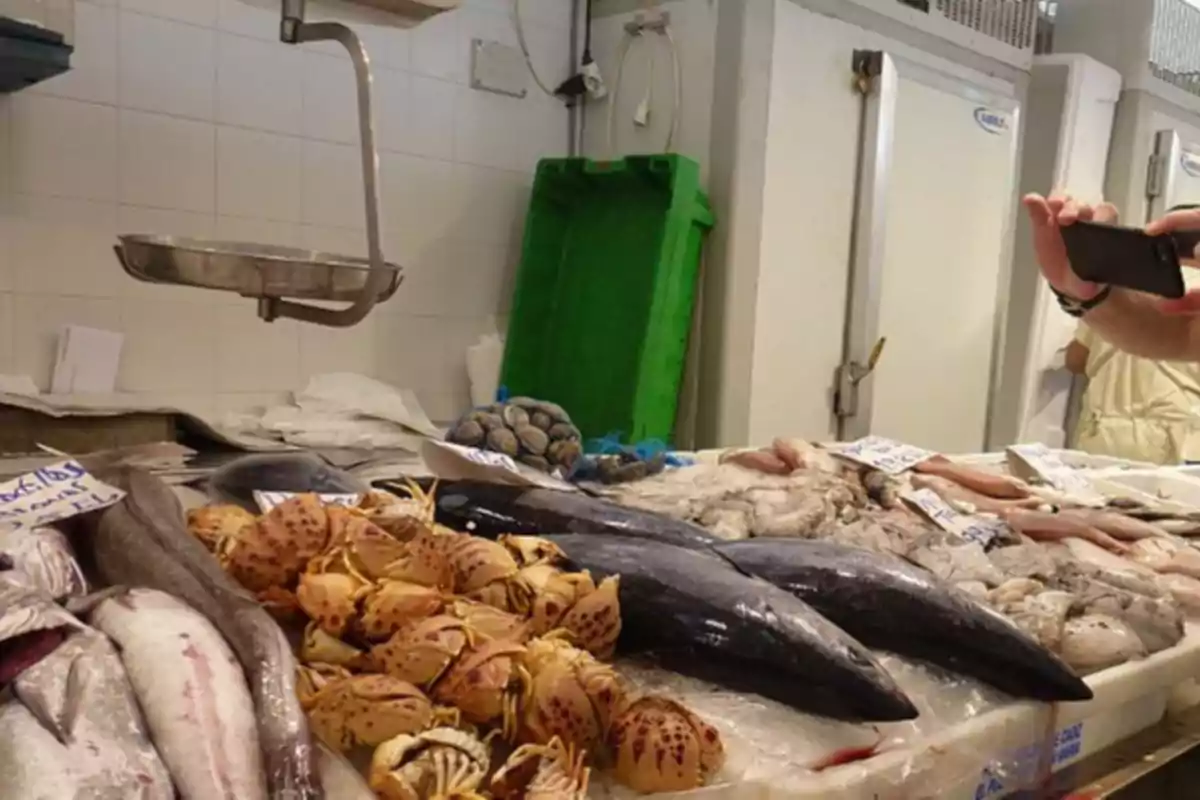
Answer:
xmin=1061 ymin=220 xmax=1187 ymax=299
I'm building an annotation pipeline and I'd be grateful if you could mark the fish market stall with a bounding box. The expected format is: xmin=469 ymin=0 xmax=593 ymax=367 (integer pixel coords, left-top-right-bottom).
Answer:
xmin=10 ymin=432 xmax=1200 ymax=799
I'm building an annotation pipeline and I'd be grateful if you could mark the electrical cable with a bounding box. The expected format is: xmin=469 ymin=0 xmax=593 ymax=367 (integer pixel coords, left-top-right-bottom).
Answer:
xmin=513 ymin=0 xmax=558 ymax=97
xmin=606 ymin=20 xmax=682 ymax=156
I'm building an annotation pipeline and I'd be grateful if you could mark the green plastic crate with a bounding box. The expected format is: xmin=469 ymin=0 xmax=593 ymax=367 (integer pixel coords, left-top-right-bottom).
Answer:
xmin=500 ymin=154 xmax=713 ymax=445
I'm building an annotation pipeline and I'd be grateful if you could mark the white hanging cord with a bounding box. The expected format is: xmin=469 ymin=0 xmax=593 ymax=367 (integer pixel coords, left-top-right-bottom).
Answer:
xmin=512 ymin=0 xmax=557 ymax=97
xmin=606 ymin=24 xmax=682 ymax=157
xmin=663 ymin=25 xmax=682 ymax=152
xmin=607 ymin=29 xmax=639 ymax=157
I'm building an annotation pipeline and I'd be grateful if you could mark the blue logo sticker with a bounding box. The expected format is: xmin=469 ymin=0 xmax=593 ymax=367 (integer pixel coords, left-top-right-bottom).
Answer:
xmin=1181 ymin=151 xmax=1200 ymax=179
xmin=974 ymin=107 xmax=1009 ymax=135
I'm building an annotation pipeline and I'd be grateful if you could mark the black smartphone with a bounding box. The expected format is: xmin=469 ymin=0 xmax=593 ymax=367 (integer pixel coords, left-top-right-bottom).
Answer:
xmin=1061 ymin=220 xmax=1186 ymax=298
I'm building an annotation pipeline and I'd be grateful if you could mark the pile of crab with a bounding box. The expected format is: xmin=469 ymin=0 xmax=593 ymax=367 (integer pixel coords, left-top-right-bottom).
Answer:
xmin=188 ymin=488 xmax=725 ymax=798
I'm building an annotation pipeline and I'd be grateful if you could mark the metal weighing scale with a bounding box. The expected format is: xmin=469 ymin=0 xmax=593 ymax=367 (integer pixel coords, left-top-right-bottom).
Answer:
xmin=112 ymin=0 xmax=458 ymax=327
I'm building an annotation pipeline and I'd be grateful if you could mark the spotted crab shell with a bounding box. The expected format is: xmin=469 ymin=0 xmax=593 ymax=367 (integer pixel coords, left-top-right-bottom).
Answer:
xmin=432 ymin=639 xmax=527 ymax=725
xmin=445 ymin=535 xmax=520 ymax=595
xmin=308 ymin=674 xmax=436 ymax=751
xmin=360 ymin=581 xmax=444 ymax=640
xmin=609 ymin=696 xmax=725 ymax=793
xmin=186 ymin=504 xmax=255 ymax=552
xmin=556 ymin=575 xmax=621 ymax=659
xmin=327 ymin=509 xmax=410 ymax=581
xmin=520 ymin=638 xmax=624 ymax=753
xmin=225 ymin=494 xmax=329 ymax=591
xmin=382 ymin=526 xmax=453 ymax=588
xmin=449 ymin=598 xmax=533 ymax=644
xmin=370 ymin=615 xmax=469 ymax=689
xmin=297 ymin=572 xmax=364 ymax=638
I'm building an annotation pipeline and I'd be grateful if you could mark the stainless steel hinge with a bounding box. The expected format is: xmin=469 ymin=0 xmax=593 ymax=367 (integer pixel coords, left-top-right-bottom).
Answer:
xmin=1147 ymin=153 xmax=1166 ymax=199
xmin=833 ymin=337 xmax=887 ymax=419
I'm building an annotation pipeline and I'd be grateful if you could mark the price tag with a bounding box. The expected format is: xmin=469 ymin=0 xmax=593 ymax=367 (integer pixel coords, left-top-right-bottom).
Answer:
xmin=1006 ymin=444 xmax=1106 ymax=505
xmin=0 ymin=460 xmax=125 ymax=532
xmin=421 ymin=440 xmax=578 ymax=492
xmin=832 ymin=436 xmax=935 ymax=475
xmin=902 ymin=488 xmax=1005 ymax=548
xmin=254 ymin=491 xmax=362 ymax=514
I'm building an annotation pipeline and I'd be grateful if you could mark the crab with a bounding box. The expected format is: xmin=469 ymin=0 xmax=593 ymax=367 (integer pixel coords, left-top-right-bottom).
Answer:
xmin=432 ymin=639 xmax=530 ymax=739
xmin=609 ymin=695 xmax=725 ymax=793
xmin=360 ymin=580 xmax=446 ymax=640
xmin=296 ymin=568 xmax=370 ymax=638
xmin=300 ymin=622 xmax=365 ymax=669
xmin=219 ymin=494 xmax=330 ymax=593
xmin=300 ymin=668 xmax=454 ymax=752
xmin=369 ymin=727 xmax=491 ymax=800
xmin=490 ymin=736 xmax=590 ymax=800
xmin=449 ymin=598 xmax=533 ymax=644
xmin=519 ymin=637 xmax=625 ymax=753
xmin=501 ymin=535 xmax=567 ymax=568
xmin=370 ymin=615 xmax=471 ymax=689
xmin=186 ymin=504 xmax=255 ymax=552
xmin=380 ymin=525 xmax=454 ymax=588
xmin=519 ymin=565 xmax=621 ymax=658
xmin=442 ymin=534 xmax=533 ymax=613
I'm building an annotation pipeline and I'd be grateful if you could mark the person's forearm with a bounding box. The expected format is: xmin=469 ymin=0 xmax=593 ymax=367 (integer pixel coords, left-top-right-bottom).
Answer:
xmin=1082 ymin=289 xmax=1200 ymax=361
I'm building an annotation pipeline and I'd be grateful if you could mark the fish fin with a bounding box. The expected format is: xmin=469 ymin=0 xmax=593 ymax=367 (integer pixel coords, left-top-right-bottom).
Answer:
xmin=63 ymin=585 xmax=132 ymax=617
xmin=56 ymin=651 xmax=88 ymax=743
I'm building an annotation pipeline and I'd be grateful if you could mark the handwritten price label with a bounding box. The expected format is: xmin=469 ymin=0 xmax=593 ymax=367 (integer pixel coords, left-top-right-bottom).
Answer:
xmin=833 ymin=436 xmax=935 ymax=475
xmin=0 ymin=460 xmax=125 ymax=531
xmin=902 ymin=489 xmax=1005 ymax=548
xmin=1006 ymin=444 xmax=1105 ymax=504
xmin=254 ymin=491 xmax=363 ymax=514
xmin=439 ymin=442 xmax=522 ymax=473
xmin=975 ymin=721 xmax=1083 ymax=799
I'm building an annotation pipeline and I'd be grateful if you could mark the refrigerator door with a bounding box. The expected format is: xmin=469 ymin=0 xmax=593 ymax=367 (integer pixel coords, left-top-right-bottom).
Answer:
xmin=839 ymin=53 xmax=1021 ymax=453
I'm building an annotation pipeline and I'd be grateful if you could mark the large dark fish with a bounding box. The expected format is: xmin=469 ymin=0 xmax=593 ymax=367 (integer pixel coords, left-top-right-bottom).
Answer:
xmin=713 ymin=538 xmax=1094 ymax=703
xmin=425 ymin=480 xmax=718 ymax=549
xmin=83 ymin=468 xmax=323 ymax=800
xmin=541 ymin=534 xmax=919 ymax=722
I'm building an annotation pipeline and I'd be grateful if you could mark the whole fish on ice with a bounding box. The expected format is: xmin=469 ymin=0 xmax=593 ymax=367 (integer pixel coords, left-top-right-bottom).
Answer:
xmin=712 ymin=538 xmax=1093 ymax=702
xmin=431 ymin=480 xmax=718 ymax=549
xmin=0 ymin=575 xmax=175 ymax=799
xmin=542 ymin=533 xmax=919 ymax=722
xmin=0 ymin=699 xmax=81 ymax=798
xmin=0 ymin=526 xmax=87 ymax=600
xmin=89 ymin=588 xmax=267 ymax=800
xmin=84 ymin=468 xmax=323 ymax=800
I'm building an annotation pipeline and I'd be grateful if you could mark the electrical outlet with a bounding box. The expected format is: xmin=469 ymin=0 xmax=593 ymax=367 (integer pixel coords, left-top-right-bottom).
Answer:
xmin=470 ymin=39 xmax=528 ymax=99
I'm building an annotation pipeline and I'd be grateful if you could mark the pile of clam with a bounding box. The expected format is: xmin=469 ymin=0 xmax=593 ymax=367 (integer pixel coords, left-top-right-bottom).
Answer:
xmin=188 ymin=489 xmax=724 ymax=798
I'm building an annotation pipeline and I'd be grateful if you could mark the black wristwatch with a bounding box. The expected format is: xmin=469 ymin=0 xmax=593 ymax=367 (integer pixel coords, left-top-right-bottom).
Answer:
xmin=1052 ymin=284 xmax=1112 ymax=318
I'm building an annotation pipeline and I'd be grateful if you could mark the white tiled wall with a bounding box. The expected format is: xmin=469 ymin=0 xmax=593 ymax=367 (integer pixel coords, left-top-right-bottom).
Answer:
xmin=0 ymin=0 xmax=571 ymax=422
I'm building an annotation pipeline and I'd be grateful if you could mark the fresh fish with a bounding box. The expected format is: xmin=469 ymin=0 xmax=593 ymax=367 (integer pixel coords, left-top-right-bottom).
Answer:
xmin=1052 ymin=563 xmax=1185 ymax=654
xmin=911 ymin=474 xmax=1039 ymax=515
xmin=1001 ymin=509 xmax=1130 ymax=554
xmin=1126 ymin=538 xmax=1200 ymax=580
xmin=0 ymin=699 xmax=80 ymax=798
xmin=90 ymin=588 xmax=268 ymax=800
xmin=84 ymin=468 xmax=323 ymax=800
xmin=912 ymin=458 xmax=1031 ymax=500
xmin=712 ymin=538 xmax=1093 ymax=702
xmin=541 ymin=534 xmax=919 ymax=722
xmin=1059 ymin=509 xmax=1167 ymax=542
xmin=0 ymin=526 xmax=87 ymax=600
xmin=1157 ymin=573 xmax=1200 ymax=614
xmin=208 ymin=452 xmax=369 ymax=512
xmin=0 ymin=575 xmax=174 ymax=799
xmin=430 ymin=480 xmax=718 ymax=549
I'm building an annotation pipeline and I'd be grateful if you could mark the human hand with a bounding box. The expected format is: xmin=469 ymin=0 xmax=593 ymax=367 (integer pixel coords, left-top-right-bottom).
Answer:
xmin=1147 ymin=207 xmax=1200 ymax=314
xmin=1022 ymin=193 xmax=1119 ymax=301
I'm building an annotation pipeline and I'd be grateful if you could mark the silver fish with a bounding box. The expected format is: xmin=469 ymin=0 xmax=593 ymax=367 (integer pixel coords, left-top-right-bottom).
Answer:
xmin=0 ymin=575 xmax=174 ymax=799
xmin=0 ymin=698 xmax=80 ymax=798
xmin=90 ymin=589 xmax=267 ymax=800
xmin=0 ymin=527 xmax=87 ymax=601
xmin=85 ymin=468 xmax=322 ymax=800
